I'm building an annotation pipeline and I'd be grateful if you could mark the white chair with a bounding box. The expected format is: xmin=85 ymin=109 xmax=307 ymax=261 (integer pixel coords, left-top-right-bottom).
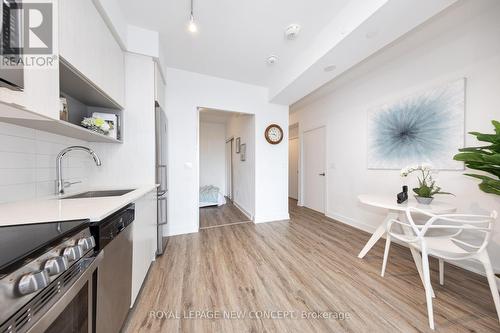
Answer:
xmin=380 ymin=207 xmax=499 ymax=330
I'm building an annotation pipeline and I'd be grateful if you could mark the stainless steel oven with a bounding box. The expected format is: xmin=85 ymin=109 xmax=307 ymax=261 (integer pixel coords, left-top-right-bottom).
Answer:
xmin=0 ymin=221 xmax=102 ymax=333
xmin=25 ymin=252 xmax=103 ymax=333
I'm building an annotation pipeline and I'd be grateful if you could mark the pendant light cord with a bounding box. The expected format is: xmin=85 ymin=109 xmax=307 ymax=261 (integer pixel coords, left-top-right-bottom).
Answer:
xmin=190 ymin=0 xmax=194 ymax=18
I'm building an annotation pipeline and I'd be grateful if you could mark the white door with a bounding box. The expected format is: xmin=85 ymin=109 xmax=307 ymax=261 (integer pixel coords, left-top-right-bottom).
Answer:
xmin=289 ymin=138 xmax=299 ymax=199
xmin=303 ymin=127 xmax=326 ymax=213
xmin=225 ymin=139 xmax=233 ymax=199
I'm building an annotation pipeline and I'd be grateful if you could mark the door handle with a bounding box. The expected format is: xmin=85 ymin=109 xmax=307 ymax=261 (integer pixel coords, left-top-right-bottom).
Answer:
xmin=319 ymin=173 xmax=326 ymax=176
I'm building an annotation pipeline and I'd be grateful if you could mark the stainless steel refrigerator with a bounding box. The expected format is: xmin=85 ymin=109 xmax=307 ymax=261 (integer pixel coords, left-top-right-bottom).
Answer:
xmin=155 ymin=106 xmax=168 ymax=255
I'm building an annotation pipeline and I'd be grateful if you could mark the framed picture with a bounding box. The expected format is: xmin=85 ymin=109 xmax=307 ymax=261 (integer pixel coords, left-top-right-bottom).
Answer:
xmin=235 ymin=137 xmax=241 ymax=153
xmin=240 ymin=143 xmax=246 ymax=161
xmin=367 ymin=79 xmax=465 ymax=170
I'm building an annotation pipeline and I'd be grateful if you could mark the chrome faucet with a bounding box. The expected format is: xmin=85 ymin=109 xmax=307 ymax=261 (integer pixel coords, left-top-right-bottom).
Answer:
xmin=56 ymin=146 xmax=102 ymax=195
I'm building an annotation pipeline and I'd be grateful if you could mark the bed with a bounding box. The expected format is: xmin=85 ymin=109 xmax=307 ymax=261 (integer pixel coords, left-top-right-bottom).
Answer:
xmin=199 ymin=185 xmax=226 ymax=207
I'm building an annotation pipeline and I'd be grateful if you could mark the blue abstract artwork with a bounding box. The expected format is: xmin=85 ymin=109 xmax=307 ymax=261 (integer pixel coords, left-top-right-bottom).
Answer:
xmin=367 ymin=79 xmax=465 ymax=170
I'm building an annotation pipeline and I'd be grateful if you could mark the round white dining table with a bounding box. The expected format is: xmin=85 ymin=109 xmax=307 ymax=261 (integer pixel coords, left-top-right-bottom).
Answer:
xmin=357 ymin=194 xmax=457 ymax=297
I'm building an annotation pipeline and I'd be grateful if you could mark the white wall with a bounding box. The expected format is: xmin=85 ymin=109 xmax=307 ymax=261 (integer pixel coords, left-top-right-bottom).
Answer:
xmin=226 ymin=114 xmax=255 ymax=218
xmin=291 ymin=0 xmax=500 ymax=271
xmin=199 ymin=121 xmax=226 ymax=194
xmin=289 ymin=124 xmax=299 ymax=199
xmin=165 ymin=68 xmax=289 ymax=236
xmin=289 ymin=138 xmax=299 ymax=200
xmin=89 ymin=53 xmax=156 ymax=187
xmin=0 ymin=123 xmax=91 ymax=203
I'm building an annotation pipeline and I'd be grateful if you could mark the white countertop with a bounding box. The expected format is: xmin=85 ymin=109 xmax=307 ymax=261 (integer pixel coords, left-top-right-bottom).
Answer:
xmin=0 ymin=185 xmax=158 ymax=226
xmin=358 ymin=194 xmax=457 ymax=214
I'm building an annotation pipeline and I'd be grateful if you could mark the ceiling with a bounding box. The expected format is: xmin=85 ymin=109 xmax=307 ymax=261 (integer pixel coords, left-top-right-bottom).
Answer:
xmin=119 ymin=0 xmax=350 ymax=86
xmin=118 ymin=0 xmax=459 ymax=105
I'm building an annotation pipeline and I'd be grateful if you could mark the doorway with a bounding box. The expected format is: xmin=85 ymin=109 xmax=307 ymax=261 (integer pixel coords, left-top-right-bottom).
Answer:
xmin=289 ymin=124 xmax=299 ymax=200
xmin=198 ymin=108 xmax=255 ymax=229
xmin=302 ymin=126 xmax=326 ymax=214
xmin=225 ymin=138 xmax=233 ymax=200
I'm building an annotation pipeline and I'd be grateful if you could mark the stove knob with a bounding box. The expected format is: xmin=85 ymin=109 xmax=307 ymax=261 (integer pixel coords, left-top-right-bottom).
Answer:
xmin=44 ymin=256 xmax=69 ymax=276
xmin=62 ymin=245 xmax=83 ymax=262
xmin=17 ymin=270 xmax=50 ymax=295
xmin=77 ymin=236 xmax=96 ymax=252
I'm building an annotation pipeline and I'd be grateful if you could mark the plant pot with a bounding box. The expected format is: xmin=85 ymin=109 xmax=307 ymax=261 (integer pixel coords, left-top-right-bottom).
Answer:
xmin=415 ymin=195 xmax=434 ymax=205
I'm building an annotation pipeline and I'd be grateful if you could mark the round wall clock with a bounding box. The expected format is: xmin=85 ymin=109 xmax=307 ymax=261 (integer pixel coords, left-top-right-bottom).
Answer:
xmin=265 ymin=124 xmax=283 ymax=144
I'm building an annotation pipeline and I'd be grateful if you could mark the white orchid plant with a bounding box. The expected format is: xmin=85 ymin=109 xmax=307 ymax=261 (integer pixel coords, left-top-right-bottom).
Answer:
xmin=400 ymin=164 xmax=453 ymax=198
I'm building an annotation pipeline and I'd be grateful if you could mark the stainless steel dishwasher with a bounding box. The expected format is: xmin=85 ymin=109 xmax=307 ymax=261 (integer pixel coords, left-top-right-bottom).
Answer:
xmin=90 ymin=204 xmax=135 ymax=333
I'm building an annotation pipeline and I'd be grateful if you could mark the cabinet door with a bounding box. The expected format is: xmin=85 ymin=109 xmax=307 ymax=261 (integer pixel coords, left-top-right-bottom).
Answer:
xmin=0 ymin=0 xmax=59 ymax=120
xmin=131 ymin=190 xmax=158 ymax=306
xmin=59 ymin=0 xmax=124 ymax=107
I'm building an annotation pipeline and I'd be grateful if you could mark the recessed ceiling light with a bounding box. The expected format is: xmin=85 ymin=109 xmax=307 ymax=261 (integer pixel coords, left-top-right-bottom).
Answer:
xmin=267 ymin=55 xmax=278 ymax=66
xmin=324 ymin=64 xmax=336 ymax=72
xmin=284 ymin=24 xmax=301 ymax=40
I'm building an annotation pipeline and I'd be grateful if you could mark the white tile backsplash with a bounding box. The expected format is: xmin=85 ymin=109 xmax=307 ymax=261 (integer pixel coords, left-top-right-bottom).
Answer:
xmin=0 ymin=122 xmax=91 ymax=203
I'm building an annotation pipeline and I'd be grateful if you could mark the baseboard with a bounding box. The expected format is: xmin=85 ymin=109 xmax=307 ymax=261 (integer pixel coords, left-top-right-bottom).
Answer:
xmin=232 ymin=200 xmax=254 ymax=221
xmin=254 ymin=213 xmax=290 ymax=224
xmin=326 ymin=211 xmax=376 ymax=234
xmin=326 ymin=210 xmax=500 ymax=281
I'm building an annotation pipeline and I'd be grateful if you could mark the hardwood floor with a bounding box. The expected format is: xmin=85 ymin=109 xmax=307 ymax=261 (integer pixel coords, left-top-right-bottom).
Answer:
xmin=199 ymin=199 xmax=250 ymax=229
xmin=123 ymin=199 xmax=500 ymax=332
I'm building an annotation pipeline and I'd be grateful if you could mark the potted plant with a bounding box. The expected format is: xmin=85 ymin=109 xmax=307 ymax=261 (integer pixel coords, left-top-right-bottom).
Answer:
xmin=81 ymin=117 xmax=112 ymax=136
xmin=453 ymin=120 xmax=499 ymax=281
xmin=453 ymin=120 xmax=499 ymax=195
xmin=400 ymin=164 xmax=453 ymax=204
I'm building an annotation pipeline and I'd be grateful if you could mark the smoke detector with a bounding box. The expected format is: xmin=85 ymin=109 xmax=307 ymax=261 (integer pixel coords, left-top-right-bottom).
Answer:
xmin=266 ymin=55 xmax=278 ymax=66
xmin=284 ymin=24 xmax=301 ymax=40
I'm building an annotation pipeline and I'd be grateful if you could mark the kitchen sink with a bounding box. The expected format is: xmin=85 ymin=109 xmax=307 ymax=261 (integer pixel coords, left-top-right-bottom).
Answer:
xmin=61 ymin=189 xmax=135 ymax=199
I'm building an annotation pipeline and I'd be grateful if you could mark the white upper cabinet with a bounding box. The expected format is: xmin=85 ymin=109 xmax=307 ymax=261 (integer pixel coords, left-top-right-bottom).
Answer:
xmin=154 ymin=62 xmax=166 ymax=109
xmin=0 ymin=0 xmax=59 ymax=120
xmin=59 ymin=0 xmax=125 ymax=108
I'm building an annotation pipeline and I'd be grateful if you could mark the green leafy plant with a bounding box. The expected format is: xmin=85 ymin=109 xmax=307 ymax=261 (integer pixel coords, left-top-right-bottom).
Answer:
xmin=400 ymin=164 xmax=453 ymax=198
xmin=453 ymin=120 xmax=500 ymax=195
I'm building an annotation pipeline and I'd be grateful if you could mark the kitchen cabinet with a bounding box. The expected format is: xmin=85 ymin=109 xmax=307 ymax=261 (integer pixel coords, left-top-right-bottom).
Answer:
xmin=59 ymin=0 xmax=125 ymax=107
xmin=154 ymin=62 xmax=166 ymax=109
xmin=0 ymin=0 xmax=124 ymax=143
xmin=0 ymin=0 xmax=59 ymax=120
xmin=131 ymin=190 xmax=157 ymax=306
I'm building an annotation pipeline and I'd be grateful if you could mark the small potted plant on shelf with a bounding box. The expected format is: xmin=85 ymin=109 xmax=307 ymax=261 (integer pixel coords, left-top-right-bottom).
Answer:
xmin=400 ymin=164 xmax=453 ymax=204
xmin=81 ymin=117 xmax=112 ymax=136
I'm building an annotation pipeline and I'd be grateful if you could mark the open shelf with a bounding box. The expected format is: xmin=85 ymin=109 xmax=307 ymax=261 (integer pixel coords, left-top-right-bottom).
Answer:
xmin=0 ymin=58 xmax=123 ymax=143
xmin=59 ymin=57 xmax=123 ymax=142
xmin=0 ymin=101 xmax=122 ymax=143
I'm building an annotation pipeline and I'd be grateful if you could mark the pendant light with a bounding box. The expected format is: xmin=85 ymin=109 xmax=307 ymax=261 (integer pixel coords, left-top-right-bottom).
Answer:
xmin=188 ymin=0 xmax=198 ymax=33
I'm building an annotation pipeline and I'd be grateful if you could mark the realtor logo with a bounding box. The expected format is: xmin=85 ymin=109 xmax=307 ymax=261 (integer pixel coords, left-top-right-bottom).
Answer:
xmin=1 ymin=1 xmax=53 ymax=56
